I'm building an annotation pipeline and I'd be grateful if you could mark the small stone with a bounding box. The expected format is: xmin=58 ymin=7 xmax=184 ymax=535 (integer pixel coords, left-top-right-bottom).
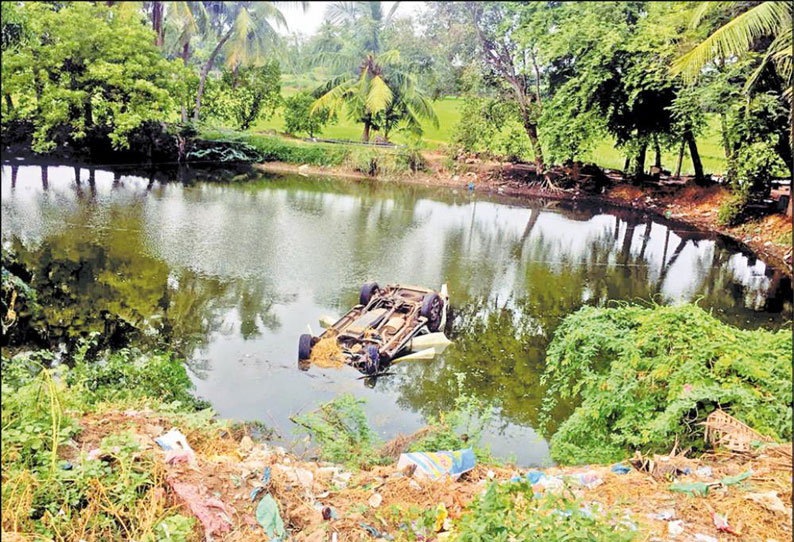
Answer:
xmin=368 ymin=493 xmax=383 ymax=508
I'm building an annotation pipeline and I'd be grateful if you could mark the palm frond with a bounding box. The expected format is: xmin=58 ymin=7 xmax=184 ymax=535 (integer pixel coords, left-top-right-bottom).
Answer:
xmin=366 ymin=74 xmax=393 ymax=113
xmin=312 ymin=77 xmax=354 ymax=116
xmin=744 ymin=30 xmax=792 ymax=97
xmin=377 ymin=49 xmax=401 ymax=67
xmin=672 ymin=1 xmax=792 ymax=83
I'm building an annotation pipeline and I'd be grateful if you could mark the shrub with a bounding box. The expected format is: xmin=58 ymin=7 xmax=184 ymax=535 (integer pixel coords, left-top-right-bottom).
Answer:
xmin=717 ymin=189 xmax=749 ymax=227
xmin=65 ymin=344 xmax=206 ymax=410
xmin=292 ymin=394 xmax=381 ymax=468
xmin=727 ymin=140 xmax=787 ymax=194
xmin=540 ymin=303 xmax=792 ymax=465
xmin=456 ymin=480 xmax=637 ymax=542
xmin=245 ymin=135 xmax=348 ymax=166
xmin=283 ymin=91 xmax=333 ymax=138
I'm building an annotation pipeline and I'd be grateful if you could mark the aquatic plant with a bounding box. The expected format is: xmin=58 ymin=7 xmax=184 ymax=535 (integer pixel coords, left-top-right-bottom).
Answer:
xmin=540 ymin=303 xmax=793 ymax=464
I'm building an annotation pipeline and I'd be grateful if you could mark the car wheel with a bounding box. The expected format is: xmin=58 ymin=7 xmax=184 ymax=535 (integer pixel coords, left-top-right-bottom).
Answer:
xmin=359 ymin=282 xmax=380 ymax=305
xmin=298 ymin=334 xmax=313 ymax=361
xmin=420 ymin=293 xmax=443 ymax=332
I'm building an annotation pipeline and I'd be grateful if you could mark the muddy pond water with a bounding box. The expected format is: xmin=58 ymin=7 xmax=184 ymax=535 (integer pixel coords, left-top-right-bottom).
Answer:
xmin=2 ymin=162 xmax=791 ymax=465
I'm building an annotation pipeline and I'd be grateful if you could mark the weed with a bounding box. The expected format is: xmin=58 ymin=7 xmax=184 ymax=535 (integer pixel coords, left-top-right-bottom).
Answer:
xmin=292 ymin=394 xmax=382 ymax=468
xmin=410 ymin=373 xmax=496 ymax=462
xmin=456 ymin=479 xmax=637 ymax=542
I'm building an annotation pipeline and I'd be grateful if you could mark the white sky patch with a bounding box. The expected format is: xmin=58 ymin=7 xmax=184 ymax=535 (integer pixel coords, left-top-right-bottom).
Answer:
xmin=278 ymin=1 xmax=426 ymax=37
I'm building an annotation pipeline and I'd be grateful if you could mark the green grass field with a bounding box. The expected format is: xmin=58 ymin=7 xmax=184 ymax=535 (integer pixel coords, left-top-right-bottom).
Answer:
xmin=249 ymin=76 xmax=727 ymax=174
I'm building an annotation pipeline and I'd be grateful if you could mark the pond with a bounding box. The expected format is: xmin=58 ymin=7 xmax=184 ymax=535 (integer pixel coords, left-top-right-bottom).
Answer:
xmin=2 ymin=161 xmax=791 ymax=465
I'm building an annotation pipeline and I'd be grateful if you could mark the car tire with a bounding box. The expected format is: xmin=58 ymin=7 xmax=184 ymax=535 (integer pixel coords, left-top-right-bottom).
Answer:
xmin=298 ymin=334 xmax=313 ymax=361
xmin=359 ymin=282 xmax=380 ymax=306
xmin=420 ymin=293 xmax=443 ymax=332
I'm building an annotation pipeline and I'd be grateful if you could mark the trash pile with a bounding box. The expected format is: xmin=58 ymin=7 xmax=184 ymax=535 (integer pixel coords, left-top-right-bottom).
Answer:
xmin=69 ymin=409 xmax=792 ymax=542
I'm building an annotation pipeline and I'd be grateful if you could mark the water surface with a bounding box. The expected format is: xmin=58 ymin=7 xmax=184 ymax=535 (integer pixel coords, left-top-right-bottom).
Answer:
xmin=2 ymin=162 xmax=790 ymax=465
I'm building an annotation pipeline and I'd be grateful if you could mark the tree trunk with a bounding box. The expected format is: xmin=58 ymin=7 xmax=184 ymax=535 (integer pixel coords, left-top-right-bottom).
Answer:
xmin=674 ymin=138 xmax=685 ymax=178
xmin=4 ymin=94 xmax=12 ymax=112
xmin=623 ymin=156 xmax=631 ymax=175
xmin=720 ymin=112 xmax=731 ymax=160
xmin=151 ymin=1 xmax=165 ymax=47
xmin=362 ymin=120 xmax=371 ymax=142
xmin=684 ymin=129 xmax=705 ymax=184
xmin=653 ymin=136 xmax=662 ymax=168
xmin=520 ymin=107 xmax=544 ymax=171
xmin=634 ymin=142 xmax=647 ymax=178
xmin=181 ymin=42 xmax=190 ymax=123
xmin=193 ymin=30 xmax=232 ymax=123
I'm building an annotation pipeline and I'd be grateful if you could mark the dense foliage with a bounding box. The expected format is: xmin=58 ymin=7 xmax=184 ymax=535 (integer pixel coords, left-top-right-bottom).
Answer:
xmin=1 ymin=344 xmax=210 ymax=540
xmin=540 ymin=303 xmax=792 ymax=464
xmin=1 ymin=2 xmax=186 ymax=152
xmin=283 ymin=91 xmax=334 ymax=137
xmin=206 ymin=62 xmax=281 ymax=130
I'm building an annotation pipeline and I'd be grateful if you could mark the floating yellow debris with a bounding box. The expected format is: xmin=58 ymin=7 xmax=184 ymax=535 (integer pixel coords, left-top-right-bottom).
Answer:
xmin=309 ymin=331 xmax=346 ymax=368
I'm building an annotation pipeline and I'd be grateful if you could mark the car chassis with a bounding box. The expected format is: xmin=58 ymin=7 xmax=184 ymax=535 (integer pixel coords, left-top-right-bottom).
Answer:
xmin=298 ymin=282 xmax=448 ymax=374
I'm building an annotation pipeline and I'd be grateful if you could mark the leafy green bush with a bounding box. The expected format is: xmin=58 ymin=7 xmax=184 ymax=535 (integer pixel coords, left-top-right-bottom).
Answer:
xmin=717 ymin=189 xmax=749 ymax=227
xmin=200 ymin=62 xmax=281 ymax=130
xmin=727 ymin=140 xmax=786 ymax=194
xmin=293 ymin=394 xmax=381 ymax=468
xmin=283 ymin=91 xmax=334 ymax=137
xmin=65 ymin=345 xmax=206 ymax=410
xmin=452 ymin=96 xmax=534 ymax=162
xmin=540 ymin=303 xmax=792 ymax=465
xmin=456 ymin=480 xmax=637 ymax=542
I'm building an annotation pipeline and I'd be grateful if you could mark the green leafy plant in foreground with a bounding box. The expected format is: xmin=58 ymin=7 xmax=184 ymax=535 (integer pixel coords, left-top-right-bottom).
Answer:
xmin=1 ymin=345 xmax=214 ymax=540
xmin=456 ymin=479 xmax=636 ymax=542
xmin=293 ymin=394 xmax=382 ymax=468
xmin=540 ymin=303 xmax=792 ymax=464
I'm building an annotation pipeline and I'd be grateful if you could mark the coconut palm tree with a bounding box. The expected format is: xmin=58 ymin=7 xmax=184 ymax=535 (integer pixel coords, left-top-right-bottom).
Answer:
xmin=192 ymin=2 xmax=305 ymax=122
xmin=672 ymin=2 xmax=792 ymax=147
xmin=311 ymin=1 xmax=438 ymax=142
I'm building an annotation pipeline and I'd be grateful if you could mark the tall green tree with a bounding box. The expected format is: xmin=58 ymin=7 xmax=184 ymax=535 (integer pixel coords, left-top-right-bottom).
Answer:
xmin=192 ymin=1 xmax=298 ymax=122
xmin=1 ymin=2 xmax=186 ymax=152
xmin=672 ymin=1 xmax=793 ymax=170
xmin=312 ymin=2 xmax=438 ymax=142
xmin=466 ymin=1 xmax=547 ymax=170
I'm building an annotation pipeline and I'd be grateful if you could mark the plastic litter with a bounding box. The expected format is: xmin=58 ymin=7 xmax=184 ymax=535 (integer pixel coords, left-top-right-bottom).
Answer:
xmin=610 ymin=463 xmax=631 ymax=475
xmin=155 ymin=429 xmax=196 ymax=464
xmin=359 ymin=521 xmax=394 ymax=540
xmin=255 ymin=493 xmax=285 ymax=540
xmin=368 ymin=492 xmax=383 ymax=508
xmin=60 ymin=461 xmax=73 ymax=470
xmin=250 ymin=467 xmax=271 ymax=502
xmin=165 ymin=449 xmax=193 ymax=465
xmin=694 ymin=534 xmax=718 ymax=542
xmin=434 ymin=503 xmax=448 ymax=532
xmin=168 ymin=479 xmax=232 ymax=537
xmin=669 ymin=481 xmax=711 ymax=497
xmin=667 ymin=520 xmax=685 ymax=537
xmin=646 ymin=509 xmax=675 ymax=521
xmin=396 ymin=448 xmax=476 ymax=481
xmin=568 ymin=470 xmax=603 ymax=489
xmin=695 ymin=466 xmax=712 ymax=478
xmin=744 ymin=491 xmax=788 ymax=514
xmin=720 ymin=469 xmax=751 ymax=486
xmin=713 ymin=512 xmax=742 ymax=535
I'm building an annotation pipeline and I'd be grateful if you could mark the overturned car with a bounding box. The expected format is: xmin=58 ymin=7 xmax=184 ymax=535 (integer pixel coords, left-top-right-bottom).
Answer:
xmin=298 ymin=282 xmax=449 ymax=375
